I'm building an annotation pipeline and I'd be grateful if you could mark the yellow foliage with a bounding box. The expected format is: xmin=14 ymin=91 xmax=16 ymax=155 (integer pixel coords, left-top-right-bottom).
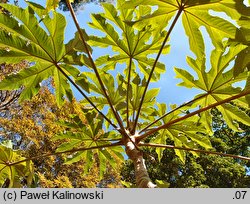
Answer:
xmin=0 ymin=86 xmax=123 ymax=188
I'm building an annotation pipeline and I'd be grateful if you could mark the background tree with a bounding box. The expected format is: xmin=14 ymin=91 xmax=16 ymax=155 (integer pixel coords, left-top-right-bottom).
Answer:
xmin=0 ymin=62 xmax=27 ymax=117
xmin=0 ymin=0 xmax=249 ymax=188
xmin=59 ymin=0 xmax=113 ymax=11
xmin=121 ymin=108 xmax=250 ymax=188
xmin=0 ymin=86 xmax=123 ymax=187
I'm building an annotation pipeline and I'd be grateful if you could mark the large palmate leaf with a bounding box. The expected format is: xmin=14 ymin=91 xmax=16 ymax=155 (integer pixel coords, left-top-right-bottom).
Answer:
xmin=79 ymin=71 xmax=160 ymax=128
xmin=122 ymin=0 xmax=245 ymax=59
xmin=78 ymin=71 xmax=127 ymax=126
xmin=52 ymin=113 xmax=124 ymax=178
xmin=232 ymin=28 xmax=250 ymax=77
xmin=88 ymin=0 xmax=169 ymax=81
xmin=175 ymin=43 xmax=250 ymax=133
xmin=0 ymin=3 xmax=81 ymax=105
xmin=0 ymin=141 xmax=33 ymax=187
xmin=151 ymin=103 xmax=212 ymax=163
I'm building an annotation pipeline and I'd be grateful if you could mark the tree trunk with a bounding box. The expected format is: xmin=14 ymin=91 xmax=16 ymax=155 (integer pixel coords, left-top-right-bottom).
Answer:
xmin=125 ymin=137 xmax=157 ymax=188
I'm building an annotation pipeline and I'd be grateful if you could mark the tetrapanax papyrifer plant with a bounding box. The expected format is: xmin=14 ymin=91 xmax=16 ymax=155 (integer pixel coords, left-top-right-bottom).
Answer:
xmin=0 ymin=0 xmax=249 ymax=187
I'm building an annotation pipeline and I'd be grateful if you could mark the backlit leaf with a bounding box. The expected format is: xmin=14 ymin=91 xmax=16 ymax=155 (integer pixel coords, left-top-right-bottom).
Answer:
xmin=88 ymin=2 xmax=168 ymax=81
xmin=123 ymin=0 xmax=243 ymax=59
xmin=0 ymin=3 xmax=84 ymax=105
xmin=175 ymin=42 xmax=250 ymax=132
xmin=0 ymin=142 xmax=33 ymax=188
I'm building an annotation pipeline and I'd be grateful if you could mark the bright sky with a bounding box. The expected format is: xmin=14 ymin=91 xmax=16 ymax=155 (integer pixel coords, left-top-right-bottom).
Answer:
xmin=64 ymin=3 xmax=203 ymax=106
xmin=16 ymin=0 xmax=248 ymax=107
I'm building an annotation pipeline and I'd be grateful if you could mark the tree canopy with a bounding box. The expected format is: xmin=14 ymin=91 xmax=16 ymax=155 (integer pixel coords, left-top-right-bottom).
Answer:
xmin=0 ymin=83 xmax=122 ymax=187
xmin=0 ymin=0 xmax=249 ymax=188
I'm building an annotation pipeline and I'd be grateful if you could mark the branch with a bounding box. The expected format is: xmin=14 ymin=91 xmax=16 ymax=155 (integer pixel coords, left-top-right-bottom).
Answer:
xmin=137 ymin=90 xmax=250 ymax=141
xmin=132 ymin=7 xmax=184 ymax=134
xmin=0 ymin=89 xmax=21 ymax=111
xmin=139 ymin=93 xmax=208 ymax=134
xmin=66 ymin=0 xmax=125 ymax=132
xmin=7 ymin=142 xmax=122 ymax=167
xmin=139 ymin=142 xmax=250 ymax=161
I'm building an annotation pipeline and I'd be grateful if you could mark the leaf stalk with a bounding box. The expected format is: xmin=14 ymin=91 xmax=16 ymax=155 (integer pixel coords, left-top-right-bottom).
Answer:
xmin=132 ymin=7 xmax=184 ymax=134
xmin=139 ymin=93 xmax=209 ymax=134
xmin=137 ymin=90 xmax=250 ymax=141
xmin=54 ymin=63 xmax=118 ymax=130
xmin=65 ymin=0 xmax=126 ymax=133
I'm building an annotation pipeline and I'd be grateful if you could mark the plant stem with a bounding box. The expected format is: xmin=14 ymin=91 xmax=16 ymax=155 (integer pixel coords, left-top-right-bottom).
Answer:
xmin=7 ymin=142 xmax=122 ymax=167
xmin=126 ymin=57 xmax=133 ymax=128
xmin=66 ymin=0 xmax=125 ymax=133
xmin=139 ymin=143 xmax=250 ymax=161
xmin=132 ymin=7 xmax=184 ymax=134
xmin=139 ymin=93 xmax=208 ymax=134
xmin=65 ymin=1 xmax=140 ymax=152
xmin=54 ymin=63 xmax=118 ymax=130
xmin=137 ymin=90 xmax=250 ymax=141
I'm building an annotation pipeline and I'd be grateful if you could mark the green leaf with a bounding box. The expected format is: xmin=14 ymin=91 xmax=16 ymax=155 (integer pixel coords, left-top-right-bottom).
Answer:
xmin=75 ymin=73 xmax=90 ymax=93
xmin=0 ymin=4 xmax=54 ymax=58
xmin=245 ymin=75 xmax=250 ymax=107
xmin=56 ymin=140 xmax=83 ymax=153
xmin=234 ymin=47 xmax=250 ymax=76
xmin=232 ymin=28 xmax=250 ymax=76
xmin=121 ymin=0 xmax=177 ymax=31
xmin=88 ymin=2 xmax=167 ymax=81
xmin=183 ymin=9 xmax=237 ymax=58
xmin=174 ymin=68 xmax=198 ymax=88
xmin=186 ymin=133 xmax=212 ymax=150
xmin=176 ymin=43 xmax=249 ymax=132
xmin=182 ymin=12 xmax=205 ymax=59
xmin=54 ymin=110 xmax=124 ymax=175
xmin=28 ymin=1 xmax=67 ymax=60
xmin=123 ymin=0 xmax=242 ymax=59
xmin=0 ymin=144 xmax=33 ymax=187
xmin=151 ymin=104 xmax=211 ymax=162
xmin=65 ymin=29 xmax=92 ymax=55
xmin=217 ymin=103 xmax=250 ymax=131
xmin=0 ymin=62 xmax=53 ymax=100
xmin=64 ymin=151 xmax=86 ymax=165
xmin=152 ymin=129 xmax=167 ymax=161
xmin=136 ymin=57 xmax=166 ymax=82
xmin=0 ymin=3 xmax=81 ymax=105
xmin=46 ymin=0 xmax=60 ymax=11
xmin=52 ymin=132 xmax=84 ymax=141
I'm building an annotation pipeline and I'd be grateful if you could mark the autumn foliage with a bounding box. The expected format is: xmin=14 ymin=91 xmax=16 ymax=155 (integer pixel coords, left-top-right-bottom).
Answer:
xmin=0 ymin=0 xmax=249 ymax=187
